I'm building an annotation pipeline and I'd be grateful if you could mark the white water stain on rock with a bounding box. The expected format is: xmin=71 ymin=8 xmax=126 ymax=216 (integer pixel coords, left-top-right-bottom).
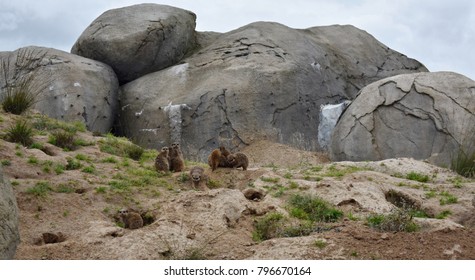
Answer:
xmin=318 ymin=100 xmax=351 ymax=151
xmin=163 ymin=102 xmax=191 ymax=144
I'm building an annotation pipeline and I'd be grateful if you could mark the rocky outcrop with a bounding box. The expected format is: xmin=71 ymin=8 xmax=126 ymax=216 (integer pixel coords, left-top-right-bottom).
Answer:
xmin=330 ymin=71 xmax=475 ymax=166
xmin=71 ymin=4 xmax=197 ymax=84
xmin=118 ymin=22 xmax=427 ymax=160
xmin=0 ymin=165 xmax=20 ymax=259
xmin=1 ymin=46 xmax=118 ymax=133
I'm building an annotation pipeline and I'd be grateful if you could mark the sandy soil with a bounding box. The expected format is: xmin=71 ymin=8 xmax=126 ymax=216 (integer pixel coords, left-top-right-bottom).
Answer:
xmin=2 ymin=112 xmax=475 ymax=260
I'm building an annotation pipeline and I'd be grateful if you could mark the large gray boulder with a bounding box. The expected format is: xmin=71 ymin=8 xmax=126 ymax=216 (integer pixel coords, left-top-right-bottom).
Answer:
xmin=330 ymin=71 xmax=475 ymax=166
xmin=1 ymin=46 xmax=118 ymax=133
xmin=0 ymin=165 xmax=20 ymax=259
xmin=71 ymin=4 xmax=197 ymax=84
xmin=118 ymin=22 xmax=427 ymax=161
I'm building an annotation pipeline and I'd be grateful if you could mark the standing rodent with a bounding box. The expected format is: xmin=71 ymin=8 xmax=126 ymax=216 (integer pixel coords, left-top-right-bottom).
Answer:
xmin=189 ymin=166 xmax=207 ymax=190
xmin=154 ymin=147 xmax=169 ymax=172
xmin=219 ymin=146 xmax=231 ymax=167
xmin=227 ymin=152 xmax=249 ymax=170
xmin=119 ymin=208 xmax=143 ymax=229
xmin=208 ymin=149 xmax=222 ymax=171
xmin=169 ymin=142 xmax=185 ymax=172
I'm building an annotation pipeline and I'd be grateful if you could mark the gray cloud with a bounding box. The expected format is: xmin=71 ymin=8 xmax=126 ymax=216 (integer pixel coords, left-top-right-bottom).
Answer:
xmin=0 ymin=0 xmax=473 ymax=79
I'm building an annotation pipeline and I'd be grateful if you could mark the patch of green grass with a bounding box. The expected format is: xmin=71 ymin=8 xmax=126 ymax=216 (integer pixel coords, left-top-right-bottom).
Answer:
xmin=439 ymin=191 xmax=458 ymax=205
xmin=435 ymin=210 xmax=452 ymax=219
xmin=54 ymin=163 xmax=65 ymax=175
xmin=26 ymin=181 xmax=52 ymax=198
xmin=41 ymin=160 xmax=53 ymax=173
xmin=27 ymin=155 xmax=39 ymax=164
xmin=108 ymin=180 xmax=131 ymax=191
xmin=75 ymin=153 xmax=89 ymax=161
xmin=406 ymin=172 xmax=429 ymax=183
xmin=48 ymin=130 xmax=76 ymax=151
xmin=1 ymin=159 xmax=11 ymax=166
xmin=303 ymin=175 xmax=322 ymax=182
xmin=322 ymin=164 xmax=367 ymax=178
xmin=125 ymin=143 xmax=144 ymax=161
xmin=261 ymin=177 xmax=280 ymax=183
xmin=5 ymin=119 xmax=34 ymax=147
xmin=29 ymin=142 xmax=43 ymax=150
xmin=314 ymin=239 xmax=327 ymax=249
xmin=288 ymin=194 xmax=343 ymax=223
xmin=366 ymin=209 xmax=419 ymax=232
xmin=252 ymin=212 xmax=285 ymax=242
xmin=425 ymin=190 xmax=437 ymax=199
xmin=449 ymin=177 xmax=465 ymax=188
xmin=95 ymin=186 xmax=108 ymax=193
xmin=55 ymin=183 xmax=75 ymax=193
xmin=95 ymin=186 xmax=107 ymax=193
xmin=207 ymin=179 xmax=221 ymax=189
xmin=98 ymin=133 xmax=144 ymax=160
xmin=307 ymin=165 xmax=323 ymax=173
xmin=346 ymin=211 xmax=360 ymax=221
xmin=81 ymin=165 xmax=96 ymax=174
xmin=65 ymin=157 xmax=82 ymax=170
xmin=177 ymin=172 xmax=190 ymax=183
xmin=101 ymin=156 xmax=118 ymax=164
xmin=288 ymin=181 xmax=299 ymax=189
xmin=283 ymin=172 xmax=293 ymax=179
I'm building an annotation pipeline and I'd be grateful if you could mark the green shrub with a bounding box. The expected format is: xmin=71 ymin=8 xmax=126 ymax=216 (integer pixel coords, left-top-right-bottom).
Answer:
xmin=55 ymin=184 xmax=75 ymax=193
xmin=125 ymin=143 xmax=144 ymax=160
xmin=5 ymin=119 xmax=34 ymax=147
xmin=451 ymin=148 xmax=475 ymax=178
xmin=439 ymin=191 xmax=458 ymax=205
xmin=65 ymin=157 xmax=82 ymax=170
xmin=54 ymin=163 xmax=65 ymax=174
xmin=81 ymin=165 xmax=96 ymax=174
xmin=252 ymin=212 xmax=285 ymax=242
xmin=366 ymin=209 xmax=419 ymax=232
xmin=0 ymin=48 xmax=50 ymax=115
xmin=49 ymin=130 xmax=76 ymax=150
xmin=314 ymin=240 xmax=328 ymax=249
xmin=27 ymin=155 xmax=39 ymax=164
xmin=435 ymin=210 xmax=452 ymax=219
xmin=1 ymin=89 xmax=37 ymax=115
xmin=261 ymin=177 xmax=280 ymax=183
xmin=99 ymin=133 xmax=143 ymax=160
xmin=26 ymin=181 xmax=52 ymax=198
xmin=288 ymin=194 xmax=343 ymax=223
xmin=406 ymin=172 xmax=429 ymax=182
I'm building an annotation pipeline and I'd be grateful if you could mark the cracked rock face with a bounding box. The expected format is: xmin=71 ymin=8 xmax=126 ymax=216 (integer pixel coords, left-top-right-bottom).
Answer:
xmin=1 ymin=46 xmax=119 ymax=133
xmin=330 ymin=71 xmax=475 ymax=166
xmin=71 ymin=4 xmax=197 ymax=84
xmin=118 ymin=22 xmax=426 ymax=161
xmin=0 ymin=166 xmax=20 ymax=259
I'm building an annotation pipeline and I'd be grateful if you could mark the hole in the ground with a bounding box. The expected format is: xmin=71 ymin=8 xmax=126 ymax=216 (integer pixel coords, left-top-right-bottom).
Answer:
xmin=113 ymin=208 xmax=157 ymax=229
xmin=385 ymin=189 xmax=420 ymax=209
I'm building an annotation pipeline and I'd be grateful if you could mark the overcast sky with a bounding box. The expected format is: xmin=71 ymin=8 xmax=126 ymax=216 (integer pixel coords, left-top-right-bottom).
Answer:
xmin=1 ymin=0 xmax=474 ymax=80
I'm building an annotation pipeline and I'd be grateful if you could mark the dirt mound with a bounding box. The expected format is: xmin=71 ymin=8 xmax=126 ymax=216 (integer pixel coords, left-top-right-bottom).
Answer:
xmin=2 ymin=111 xmax=475 ymax=260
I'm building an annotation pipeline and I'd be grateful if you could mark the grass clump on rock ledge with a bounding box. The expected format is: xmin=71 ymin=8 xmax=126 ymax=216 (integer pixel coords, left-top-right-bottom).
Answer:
xmin=4 ymin=119 xmax=34 ymax=147
xmin=366 ymin=208 xmax=419 ymax=232
xmin=252 ymin=194 xmax=343 ymax=242
xmin=288 ymin=194 xmax=343 ymax=223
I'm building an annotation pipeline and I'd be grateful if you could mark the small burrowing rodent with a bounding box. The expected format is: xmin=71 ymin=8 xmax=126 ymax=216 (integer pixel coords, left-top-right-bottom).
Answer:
xmin=227 ymin=152 xmax=249 ymax=170
xmin=118 ymin=208 xmax=143 ymax=229
xmin=189 ymin=166 xmax=208 ymax=191
xmin=154 ymin=146 xmax=169 ymax=172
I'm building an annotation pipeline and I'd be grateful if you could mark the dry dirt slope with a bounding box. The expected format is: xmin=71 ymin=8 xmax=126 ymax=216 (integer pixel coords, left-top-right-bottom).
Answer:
xmin=1 ymin=111 xmax=475 ymax=260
